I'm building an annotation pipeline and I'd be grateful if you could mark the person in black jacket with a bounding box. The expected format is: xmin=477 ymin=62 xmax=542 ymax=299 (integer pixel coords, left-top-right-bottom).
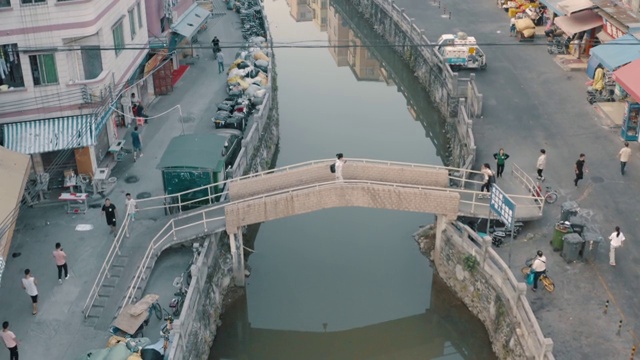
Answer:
xmin=493 ymin=148 xmax=510 ymax=178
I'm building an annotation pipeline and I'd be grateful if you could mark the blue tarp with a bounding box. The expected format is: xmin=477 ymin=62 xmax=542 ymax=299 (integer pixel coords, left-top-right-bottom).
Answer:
xmin=588 ymin=34 xmax=640 ymax=72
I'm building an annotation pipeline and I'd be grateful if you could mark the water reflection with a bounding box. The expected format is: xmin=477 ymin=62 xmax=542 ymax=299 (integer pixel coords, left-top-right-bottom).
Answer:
xmin=211 ymin=269 xmax=495 ymax=360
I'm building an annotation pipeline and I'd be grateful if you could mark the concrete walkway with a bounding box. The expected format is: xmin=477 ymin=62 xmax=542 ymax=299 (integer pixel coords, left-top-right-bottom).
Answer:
xmin=391 ymin=0 xmax=640 ymax=358
xmin=0 ymin=9 xmax=245 ymax=360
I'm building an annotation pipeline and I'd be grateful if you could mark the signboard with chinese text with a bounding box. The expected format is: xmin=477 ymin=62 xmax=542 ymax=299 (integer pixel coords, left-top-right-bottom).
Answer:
xmin=490 ymin=185 xmax=516 ymax=228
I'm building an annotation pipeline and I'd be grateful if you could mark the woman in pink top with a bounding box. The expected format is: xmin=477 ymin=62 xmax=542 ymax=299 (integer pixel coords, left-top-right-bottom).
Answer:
xmin=1 ymin=321 xmax=19 ymax=360
xmin=53 ymin=242 xmax=68 ymax=284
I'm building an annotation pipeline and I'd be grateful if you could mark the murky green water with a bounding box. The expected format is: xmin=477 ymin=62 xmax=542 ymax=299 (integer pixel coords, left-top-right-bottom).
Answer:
xmin=209 ymin=0 xmax=495 ymax=358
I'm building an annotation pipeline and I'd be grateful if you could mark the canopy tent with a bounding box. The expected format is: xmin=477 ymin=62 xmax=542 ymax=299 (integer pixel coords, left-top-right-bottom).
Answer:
xmin=587 ymin=34 xmax=640 ymax=77
xmin=613 ymin=59 xmax=640 ymax=102
xmin=554 ymin=10 xmax=602 ymax=37
xmin=0 ymin=146 xmax=31 ymax=285
xmin=557 ymin=0 xmax=595 ymax=15
xmin=538 ymin=0 xmax=567 ymax=16
xmin=170 ymin=3 xmax=210 ymax=40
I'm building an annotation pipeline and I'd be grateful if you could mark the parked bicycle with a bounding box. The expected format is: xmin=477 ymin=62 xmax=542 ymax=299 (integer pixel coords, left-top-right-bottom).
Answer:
xmin=521 ymin=258 xmax=555 ymax=292
xmin=533 ymin=183 xmax=558 ymax=204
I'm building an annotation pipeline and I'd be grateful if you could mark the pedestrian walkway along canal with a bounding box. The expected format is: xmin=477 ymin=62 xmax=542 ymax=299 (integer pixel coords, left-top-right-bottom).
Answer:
xmin=209 ymin=0 xmax=496 ymax=358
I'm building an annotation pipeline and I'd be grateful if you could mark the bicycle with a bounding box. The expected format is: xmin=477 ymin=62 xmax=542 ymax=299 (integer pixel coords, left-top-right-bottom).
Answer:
xmin=521 ymin=259 xmax=555 ymax=292
xmin=533 ymin=183 xmax=558 ymax=204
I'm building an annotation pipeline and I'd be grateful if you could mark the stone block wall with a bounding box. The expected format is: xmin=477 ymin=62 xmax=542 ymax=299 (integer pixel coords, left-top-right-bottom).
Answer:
xmin=228 ymin=161 xmax=450 ymax=201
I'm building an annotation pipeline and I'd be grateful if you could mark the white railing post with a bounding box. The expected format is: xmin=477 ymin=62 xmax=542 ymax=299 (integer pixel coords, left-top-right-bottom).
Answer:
xmin=203 ymin=212 xmax=207 ymax=232
xmin=178 ymin=194 xmax=182 ymax=213
xmin=207 ymin=185 xmax=212 ymax=205
xmin=172 ymin=221 xmax=177 ymax=240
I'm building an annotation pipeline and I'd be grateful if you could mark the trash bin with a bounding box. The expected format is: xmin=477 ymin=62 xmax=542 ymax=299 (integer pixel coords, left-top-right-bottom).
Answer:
xmin=569 ymin=214 xmax=588 ymax=237
xmin=581 ymin=231 xmax=603 ymax=263
xmin=551 ymin=222 xmax=572 ymax=251
xmin=561 ymin=201 xmax=580 ymax=222
xmin=562 ymin=233 xmax=584 ymax=263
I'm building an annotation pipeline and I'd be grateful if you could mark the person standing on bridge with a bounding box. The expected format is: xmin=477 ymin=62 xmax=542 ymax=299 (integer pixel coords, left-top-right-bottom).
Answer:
xmin=493 ymin=148 xmax=510 ymax=178
xmin=536 ymin=149 xmax=546 ymax=181
xmin=479 ymin=163 xmax=494 ymax=198
xmin=335 ymin=153 xmax=346 ymax=182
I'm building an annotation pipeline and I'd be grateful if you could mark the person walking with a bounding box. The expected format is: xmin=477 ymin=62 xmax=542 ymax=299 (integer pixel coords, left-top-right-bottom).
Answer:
xmin=493 ymin=148 xmax=510 ymax=178
xmin=101 ymin=198 xmax=118 ymax=235
xmin=1 ymin=322 xmax=19 ymax=360
xmin=131 ymin=127 xmax=143 ymax=161
xmin=334 ymin=153 xmax=346 ymax=181
xmin=536 ymin=149 xmax=546 ymax=181
xmin=574 ymin=153 xmax=588 ymax=187
xmin=618 ymin=141 xmax=631 ymax=175
xmin=131 ymin=93 xmax=148 ymax=123
xmin=216 ymin=51 xmax=225 ymax=74
xmin=53 ymin=243 xmax=68 ymax=284
xmin=608 ymin=226 xmax=625 ymax=266
xmin=509 ymin=17 xmax=517 ymax=37
xmin=479 ymin=163 xmax=494 ymax=198
xmin=21 ymin=269 xmax=38 ymax=315
xmin=530 ymin=250 xmax=547 ymax=292
xmin=211 ymin=36 xmax=220 ymax=55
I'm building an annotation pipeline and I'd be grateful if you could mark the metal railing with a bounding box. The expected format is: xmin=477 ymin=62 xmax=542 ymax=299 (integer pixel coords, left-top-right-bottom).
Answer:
xmin=447 ymin=222 xmax=554 ymax=359
xmin=84 ymin=159 xmax=539 ymax=318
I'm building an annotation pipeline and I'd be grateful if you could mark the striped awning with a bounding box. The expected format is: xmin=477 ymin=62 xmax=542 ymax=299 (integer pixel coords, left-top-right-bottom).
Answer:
xmin=2 ymin=115 xmax=94 ymax=154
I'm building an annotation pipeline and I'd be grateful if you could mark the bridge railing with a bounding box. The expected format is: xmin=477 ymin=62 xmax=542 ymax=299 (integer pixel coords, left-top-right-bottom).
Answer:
xmin=448 ymin=222 xmax=555 ymax=359
xmin=131 ymin=158 xmax=490 ymax=216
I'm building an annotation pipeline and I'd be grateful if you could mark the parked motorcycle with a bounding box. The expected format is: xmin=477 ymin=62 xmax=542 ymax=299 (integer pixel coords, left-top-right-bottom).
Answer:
xmin=547 ymin=37 xmax=568 ymax=55
xmin=586 ymin=87 xmax=615 ymax=104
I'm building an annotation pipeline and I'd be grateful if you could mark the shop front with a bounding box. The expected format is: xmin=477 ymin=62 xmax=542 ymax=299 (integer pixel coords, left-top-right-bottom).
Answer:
xmin=612 ymin=59 xmax=640 ymax=141
xmin=2 ymin=115 xmax=95 ymax=186
xmin=169 ymin=3 xmax=211 ymax=69
xmin=554 ymin=10 xmax=602 ymax=57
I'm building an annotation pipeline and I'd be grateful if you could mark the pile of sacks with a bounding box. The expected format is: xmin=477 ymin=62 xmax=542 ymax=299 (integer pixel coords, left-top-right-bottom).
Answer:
xmin=226 ymin=36 xmax=270 ymax=106
xmin=515 ymin=18 xmax=536 ymax=38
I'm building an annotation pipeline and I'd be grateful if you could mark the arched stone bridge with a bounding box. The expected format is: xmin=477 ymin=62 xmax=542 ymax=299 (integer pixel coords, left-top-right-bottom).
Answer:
xmin=85 ymin=159 xmax=544 ymax=321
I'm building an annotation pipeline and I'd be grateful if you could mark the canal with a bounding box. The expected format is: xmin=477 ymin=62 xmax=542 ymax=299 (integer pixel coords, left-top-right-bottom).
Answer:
xmin=210 ymin=0 xmax=496 ymax=358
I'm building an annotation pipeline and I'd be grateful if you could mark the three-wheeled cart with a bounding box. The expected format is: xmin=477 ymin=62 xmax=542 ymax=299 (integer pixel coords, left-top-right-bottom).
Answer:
xmin=110 ymin=294 xmax=160 ymax=338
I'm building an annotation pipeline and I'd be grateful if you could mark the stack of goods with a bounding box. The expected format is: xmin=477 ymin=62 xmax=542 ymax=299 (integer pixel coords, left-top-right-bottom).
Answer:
xmin=515 ymin=18 xmax=536 ymax=39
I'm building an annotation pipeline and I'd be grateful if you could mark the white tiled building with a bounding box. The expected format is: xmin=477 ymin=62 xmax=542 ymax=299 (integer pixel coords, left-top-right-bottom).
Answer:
xmin=0 ymin=0 xmax=150 ymax=180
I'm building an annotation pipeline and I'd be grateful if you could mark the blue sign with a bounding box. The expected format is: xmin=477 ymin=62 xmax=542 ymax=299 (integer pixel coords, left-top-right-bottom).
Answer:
xmin=489 ymin=185 xmax=516 ymax=228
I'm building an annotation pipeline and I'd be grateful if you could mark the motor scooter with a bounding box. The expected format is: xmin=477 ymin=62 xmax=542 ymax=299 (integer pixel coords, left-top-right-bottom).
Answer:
xmin=587 ymin=87 xmax=615 ymax=104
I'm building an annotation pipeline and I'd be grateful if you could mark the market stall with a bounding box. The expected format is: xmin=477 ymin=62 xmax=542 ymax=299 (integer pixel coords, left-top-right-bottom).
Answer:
xmin=554 ymin=10 xmax=602 ymax=56
xmin=612 ymin=59 xmax=640 ymax=141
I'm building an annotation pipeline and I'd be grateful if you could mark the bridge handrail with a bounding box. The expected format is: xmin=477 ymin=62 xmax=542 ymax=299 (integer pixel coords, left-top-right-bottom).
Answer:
xmin=132 ymin=158 xmax=488 ymax=213
xmin=119 ymin=178 xmax=542 ymax=310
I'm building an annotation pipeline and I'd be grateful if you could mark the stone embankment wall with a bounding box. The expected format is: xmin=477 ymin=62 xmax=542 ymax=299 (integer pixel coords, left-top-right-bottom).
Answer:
xmin=349 ymin=0 xmax=481 ymax=170
xmin=167 ymin=9 xmax=279 ymax=360
xmin=417 ymin=222 xmax=555 ymax=360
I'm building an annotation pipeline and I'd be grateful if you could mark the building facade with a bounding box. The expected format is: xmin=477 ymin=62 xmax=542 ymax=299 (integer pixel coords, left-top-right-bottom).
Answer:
xmin=0 ymin=0 xmax=149 ymax=183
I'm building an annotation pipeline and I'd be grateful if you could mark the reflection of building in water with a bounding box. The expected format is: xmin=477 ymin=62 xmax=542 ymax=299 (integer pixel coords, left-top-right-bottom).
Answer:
xmin=347 ymin=29 xmax=384 ymax=82
xmin=327 ymin=3 xmax=349 ymax=67
xmin=309 ymin=0 xmax=328 ymax=31
xmin=286 ymin=0 xmax=313 ymax=22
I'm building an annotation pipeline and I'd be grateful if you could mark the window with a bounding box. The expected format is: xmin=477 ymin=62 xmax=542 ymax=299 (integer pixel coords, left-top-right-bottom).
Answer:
xmin=0 ymin=0 xmax=11 ymax=8
xmin=128 ymin=9 xmax=136 ymax=40
xmin=29 ymin=54 xmax=59 ymax=86
xmin=136 ymin=2 xmax=143 ymax=29
xmin=81 ymin=46 xmax=103 ymax=80
xmin=0 ymin=43 xmax=25 ymax=88
xmin=21 ymin=0 xmax=46 ymax=4
xmin=112 ymin=20 xmax=125 ymax=56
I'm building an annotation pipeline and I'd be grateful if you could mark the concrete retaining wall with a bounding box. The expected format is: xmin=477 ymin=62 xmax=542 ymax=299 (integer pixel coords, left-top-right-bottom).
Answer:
xmin=347 ymin=0 xmax=479 ymax=170
xmin=423 ymin=222 xmax=555 ymax=360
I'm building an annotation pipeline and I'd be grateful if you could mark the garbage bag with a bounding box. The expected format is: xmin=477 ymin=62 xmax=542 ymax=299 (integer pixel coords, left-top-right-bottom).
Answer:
xmin=214 ymin=111 xmax=231 ymax=121
xmin=228 ymin=88 xmax=243 ymax=97
xmin=227 ymin=75 xmax=242 ymax=84
xmin=140 ymin=349 xmax=163 ymax=360
xmin=105 ymin=343 xmax=129 ymax=360
xmin=217 ymin=103 xmax=234 ymax=112
xmin=253 ymin=51 xmax=270 ymax=62
xmin=255 ymin=89 xmax=267 ymax=98
xmin=237 ymin=61 xmax=251 ymax=69
xmin=257 ymin=72 xmax=269 ymax=86
xmin=228 ymin=69 xmax=244 ymax=79
xmin=245 ymin=84 xmax=262 ymax=97
xmin=250 ymin=36 xmax=266 ymax=45
xmin=248 ymin=69 xmax=260 ymax=78
xmin=252 ymin=96 xmax=265 ymax=105
xmin=238 ymin=79 xmax=250 ymax=90
xmin=254 ymin=60 xmax=268 ymax=72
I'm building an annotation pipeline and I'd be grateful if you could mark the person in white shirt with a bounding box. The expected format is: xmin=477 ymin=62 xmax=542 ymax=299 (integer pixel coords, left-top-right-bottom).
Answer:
xmin=21 ymin=269 xmax=38 ymax=315
xmin=618 ymin=142 xmax=631 ymax=175
xmin=530 ymin=250 xmax=547 ymax=292
xmin=608 ymin=226 xmax=625 ymax=266
xmin=536 ymin=149 xmax=546 ymax=181
xmin=125 ymin=193 xmax=138 ymax=221
xmin=335 ymin=153 xmax=346 ymax=181
xmin=479 ymin=163 xmax=494 ymax=198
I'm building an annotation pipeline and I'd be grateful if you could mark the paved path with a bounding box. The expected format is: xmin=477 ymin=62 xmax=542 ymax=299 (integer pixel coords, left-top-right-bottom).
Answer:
xmin=0 ymin=10 xmax=245 ymax=360
xmin=391 ymin=0 xmax=640 ymax=358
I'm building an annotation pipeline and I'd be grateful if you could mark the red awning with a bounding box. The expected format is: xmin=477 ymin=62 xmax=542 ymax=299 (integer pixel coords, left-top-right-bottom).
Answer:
xmin=554 ymin=10 xmax=602 ymax=37
xmin=613 ymin=59 xmax=640 ymax=102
